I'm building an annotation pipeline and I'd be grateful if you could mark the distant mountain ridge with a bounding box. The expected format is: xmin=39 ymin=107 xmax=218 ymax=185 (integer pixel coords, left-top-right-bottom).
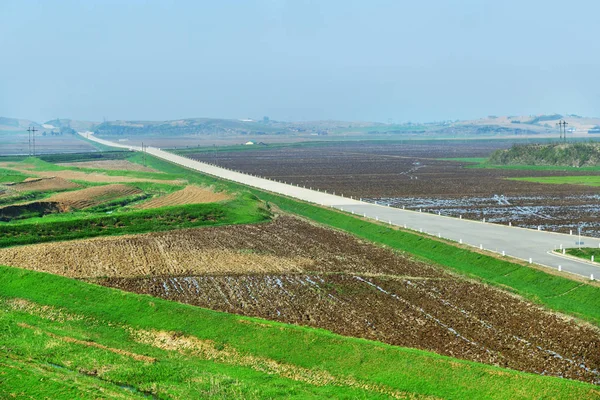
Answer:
xmin=0 ymin=117 xmax=97 ymax=133
xmin=1 ymin=114 xmax=599 ymax=137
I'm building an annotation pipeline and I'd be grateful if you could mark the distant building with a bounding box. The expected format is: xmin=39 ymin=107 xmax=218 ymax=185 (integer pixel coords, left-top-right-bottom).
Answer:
xmin=244 ymin=141 xmax=255 ymax=145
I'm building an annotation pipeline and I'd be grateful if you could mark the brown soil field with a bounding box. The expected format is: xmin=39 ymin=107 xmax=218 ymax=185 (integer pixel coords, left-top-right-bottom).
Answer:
xmin=1 ymin=167 xmax=184 ymax=185
xmin=189 ymin=141 xmax=600 ymax=236
xmin=8 ymin=177 xmax=81 ymax=192
xmin=2 ymin=216 xmax=600 ymax=384
xmin=45 ymin=184 xmax=143 ymax=209
xmin=56 ymin=159 xmax=158 ymax=172
xmin=0 ymin=217 xmax=439 ymax=279
xmin=137 ymin=185 xmax=230 ymax=209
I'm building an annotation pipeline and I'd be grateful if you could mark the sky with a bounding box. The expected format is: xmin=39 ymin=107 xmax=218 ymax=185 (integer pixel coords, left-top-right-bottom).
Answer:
xmin=1 ymin=0 xmax=599 ymax=123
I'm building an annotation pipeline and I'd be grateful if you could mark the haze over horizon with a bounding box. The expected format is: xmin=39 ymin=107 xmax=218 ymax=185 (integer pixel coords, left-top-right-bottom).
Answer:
xmin=1 ymin=0 xmax=599 ymax=124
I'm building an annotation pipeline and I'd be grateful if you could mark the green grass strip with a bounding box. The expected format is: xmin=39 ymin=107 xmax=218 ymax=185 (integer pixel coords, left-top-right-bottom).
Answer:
xmin=0 ymin=265 xmax=596 ymax=399
xmin=511 ymin=176 xmax=600 ymax=186
xmin=0 ymin=167 xmax=27 ymax=183
xmin=456 ymin=159 xmax=600 ymax=172
xmin=564 ymin=247 xmax=600 ymax=260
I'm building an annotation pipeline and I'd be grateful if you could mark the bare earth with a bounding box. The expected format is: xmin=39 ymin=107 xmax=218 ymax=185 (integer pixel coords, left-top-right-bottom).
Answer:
xmin=2 ymin=216 xmax=600 ymax=384
xmin=46 ymin=184 xmax=143 ymax=209
xmin=57 ymin=160 xmax=158 ymax=172
xmin=137 ymin=185 xmax=231 ymax=209
xmin=8 ymin=177 xmax=81 ymax=192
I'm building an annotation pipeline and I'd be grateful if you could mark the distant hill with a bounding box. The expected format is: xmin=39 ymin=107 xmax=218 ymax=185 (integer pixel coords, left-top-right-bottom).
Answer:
xmin=2 ymin=113 xmax=600 ymax=138
xmin=0 ymin=117 xmax=42 ymax=132
xmin=43 ymin=119 xmax=97 ymax=132
xmin=0 ymin=117 xmax=97 ymax=133
xmin=458 ymin=114 xmax=600 ymax=134
xmin=489 ymin=142 xmax=600 ymax=167
xmin=92 ymin=118 xmax=383 ymax=137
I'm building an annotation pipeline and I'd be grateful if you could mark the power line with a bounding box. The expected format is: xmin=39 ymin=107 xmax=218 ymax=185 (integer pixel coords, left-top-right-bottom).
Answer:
xmin=556 ymin=120 xmax=568 ymax=143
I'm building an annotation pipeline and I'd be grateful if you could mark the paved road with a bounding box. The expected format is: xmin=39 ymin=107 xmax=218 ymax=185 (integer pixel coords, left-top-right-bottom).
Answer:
xmin=83 ymin=133 xmax=600 ymax=279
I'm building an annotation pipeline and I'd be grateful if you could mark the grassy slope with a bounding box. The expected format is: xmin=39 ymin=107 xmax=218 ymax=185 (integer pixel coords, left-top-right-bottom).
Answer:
xmin=0 ymin=155 xmax=265 ymax=246
xmin=0 ymin=167 xmax=27 ymax=183
xmin=0 ymin=196 xmax=267 ymax=248
xmin=1 ymin=265 xmax=597 ymax=400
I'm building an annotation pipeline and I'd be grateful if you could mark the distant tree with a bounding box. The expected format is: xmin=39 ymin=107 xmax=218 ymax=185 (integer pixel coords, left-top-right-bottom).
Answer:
xmin=263 ymin=116 xmax=270 ymax=123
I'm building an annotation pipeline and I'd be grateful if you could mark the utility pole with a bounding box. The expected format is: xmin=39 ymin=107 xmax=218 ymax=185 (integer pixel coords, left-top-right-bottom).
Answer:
xmin=556 ymin=121 xmax=562 ymax=141
xmin=27 ymin=127 xmax=32 ymax=156
xmin=27 ymin=126 xmax=38 ymax=156
xmin=32 ymin=126 xmax=37 ymax=156
xmin=142 ymin=142 xmax=146 ymax=167
xmin=556 ymin=120 xmax=569 ymax=142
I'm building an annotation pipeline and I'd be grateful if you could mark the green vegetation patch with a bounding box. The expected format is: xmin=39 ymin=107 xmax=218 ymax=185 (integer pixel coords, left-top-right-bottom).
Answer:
xmin=445 ymin=158 xmax=600 ymax=172
xmin=563 ymin=247 xmax=600 ymax=260
xmin=439 ymin=157 xmax=488 ymax=163
xmin=511 ymin=176 xmax=600 ymax=187
xmin=0 ymin=191 xmax=47 ymax=207
xmin=489 ymin=142 xmax=600 ymax=168
xmin=38 ymin=151 xmax=131 ymax=164
xmin=1 ymin=265 xmax=596 ymax=399
xmin=0 ymin=195 xmax=268 ymax=248
xmin=0 ymin=167 xmax=27 ymax=183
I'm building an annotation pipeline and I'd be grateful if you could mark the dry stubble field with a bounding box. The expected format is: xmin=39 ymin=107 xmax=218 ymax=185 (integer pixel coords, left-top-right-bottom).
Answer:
xmin=2 ymin=216 xmax=600 ymax=384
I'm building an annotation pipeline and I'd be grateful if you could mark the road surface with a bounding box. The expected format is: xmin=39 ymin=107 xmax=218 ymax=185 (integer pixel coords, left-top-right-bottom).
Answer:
xmin=82 ymin=132 xmax=600 ymax=279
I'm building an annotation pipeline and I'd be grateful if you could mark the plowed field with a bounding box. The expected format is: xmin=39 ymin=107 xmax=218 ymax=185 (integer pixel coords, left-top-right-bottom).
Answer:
xmin=9 ymin=177 xmax=80 ymax=192
xmin=188 ymin=141 xmax=600 ymax=236
xmin=2 ymin=216 xmax=600 ymax=384
xmin=57 ymin=160 xmax=158 ymax=172
xmin=0 ymin=217 xmax=438 ymax=278
xmin=137 ymin=185 xmax=231 ymax=209
xmin=46 ymin=184 xmax=142 ymax=209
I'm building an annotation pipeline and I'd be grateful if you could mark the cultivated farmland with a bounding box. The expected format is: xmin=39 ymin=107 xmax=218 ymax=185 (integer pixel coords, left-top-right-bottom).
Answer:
xmin=45 ymin=184 xmax=143 ymax=209
xmin=9 ymin=177 xmax=81 ymax=192
xmin=3 ymin=216 xmax=600 ymax=384
xmin=137 ymin=185 xmax=231 ymax=209
xmin=186 ymin=141 xmax=600 ymax=235
xmin=56 ymin=159 xmax=158 ymax=172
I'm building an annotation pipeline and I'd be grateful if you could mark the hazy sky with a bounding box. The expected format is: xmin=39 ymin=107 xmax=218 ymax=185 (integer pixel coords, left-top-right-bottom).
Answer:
xmin=1 ymin=0 xmax=599 ymax=123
